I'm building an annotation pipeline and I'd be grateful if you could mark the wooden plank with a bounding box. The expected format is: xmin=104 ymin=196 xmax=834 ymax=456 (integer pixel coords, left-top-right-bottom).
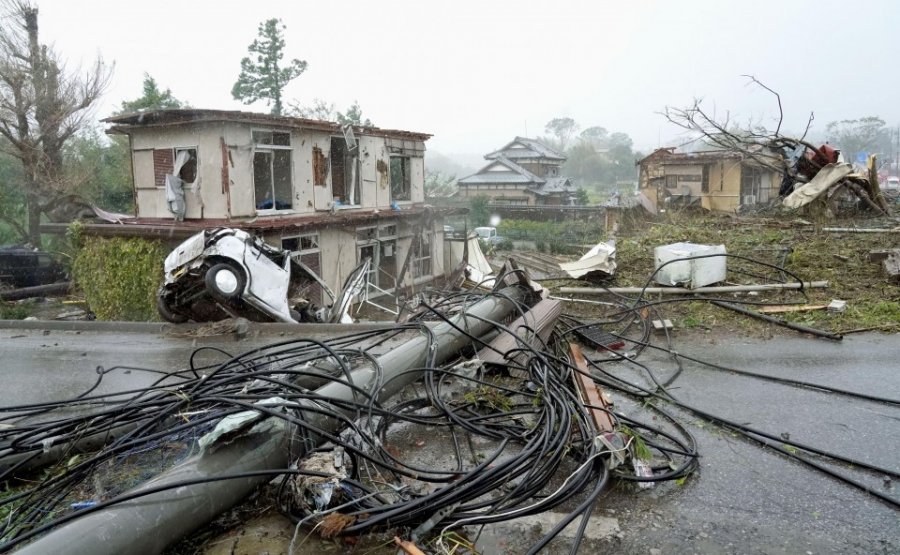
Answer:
xmin=758 ymin=304 xmax=828 ymax=314
xmin=569 ymin=343 xmax=616 ymax=434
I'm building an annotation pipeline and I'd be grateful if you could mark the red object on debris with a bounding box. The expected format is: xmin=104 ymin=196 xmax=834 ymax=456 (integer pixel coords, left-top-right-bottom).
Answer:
xmin=809 ymin=144 xmax=839 ymax=165
xmin=798 ymin=144 xmax=840 ymax=179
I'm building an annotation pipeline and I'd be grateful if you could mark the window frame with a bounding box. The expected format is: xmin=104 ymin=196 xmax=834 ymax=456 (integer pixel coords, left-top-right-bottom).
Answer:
xmin=153 ymin=146 xmax=199 ymax=189
xmin=252 ymin=128 xmax=294 ymax=213
xmin=413 ymin=230 xmax=433 ymax=279
xmin=389 ymin=155 xmax=412 ymax=202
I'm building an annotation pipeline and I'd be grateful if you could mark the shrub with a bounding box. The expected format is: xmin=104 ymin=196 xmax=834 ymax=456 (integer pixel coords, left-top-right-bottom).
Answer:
xmin=0 ymin=303 xmax=28 ymax=320
xmin=72 ymin=236 xmax=166 ymax=321
xmin=495 ymin=237 xmax=515 ymax=251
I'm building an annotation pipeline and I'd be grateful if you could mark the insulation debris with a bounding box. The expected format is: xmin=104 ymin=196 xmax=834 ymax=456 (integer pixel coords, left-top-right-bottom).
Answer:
xmin=559 ymin=240 xmax=617 ymax=279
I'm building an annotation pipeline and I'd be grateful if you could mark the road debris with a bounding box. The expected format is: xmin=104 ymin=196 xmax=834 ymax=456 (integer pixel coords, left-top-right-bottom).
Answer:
xmin=559 ymin=240 xmax=617 ymax=279
xmin=654 ymin=242 xmax=726 ymax=289
xmin=2 ymin=253 xmax=896 ymax=555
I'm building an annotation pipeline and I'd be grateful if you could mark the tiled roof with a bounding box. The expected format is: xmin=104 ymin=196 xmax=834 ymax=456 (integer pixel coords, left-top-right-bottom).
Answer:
xmin=458 ymin=156 xmax=545 ymax=185
xmin=485 ymin=137 xmax=566 ymax=161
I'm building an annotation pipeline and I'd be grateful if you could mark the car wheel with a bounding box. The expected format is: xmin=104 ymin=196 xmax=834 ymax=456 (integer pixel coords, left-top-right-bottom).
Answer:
xmin=205 ymin=263 xmax=246 ymax=303
xmin=157 ymin=292 xmax=189 ymax=323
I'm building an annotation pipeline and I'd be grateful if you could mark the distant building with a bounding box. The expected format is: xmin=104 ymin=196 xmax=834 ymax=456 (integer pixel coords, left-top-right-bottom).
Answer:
xmin=636 ymin=147 xmax=782 ymax=213
xmin=457 ymin=137 xmax=577 ymax=205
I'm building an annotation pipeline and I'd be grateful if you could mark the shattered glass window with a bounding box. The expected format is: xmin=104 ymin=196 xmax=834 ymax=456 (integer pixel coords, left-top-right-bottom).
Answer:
xmin=356 ymin=226 xmax=376 ymax=242
xmin=253 ymin=130 xmax=293 ymax=211
xmin=390 ymin=156 xmax=411 ymax=201
xmin=414 ymin=231 xmax=432 ymax=277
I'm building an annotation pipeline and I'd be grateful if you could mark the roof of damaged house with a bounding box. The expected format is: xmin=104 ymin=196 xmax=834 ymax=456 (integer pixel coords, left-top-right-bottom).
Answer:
xmin=103 ymin=109 xmax=432 ymax=141
xmin=638 ymin=146 xmax=780 ymax=167
xmin=41 ymin=205 xmax=466 ymax=240
xmin=485 ymin=137 xmax=566 ymax=161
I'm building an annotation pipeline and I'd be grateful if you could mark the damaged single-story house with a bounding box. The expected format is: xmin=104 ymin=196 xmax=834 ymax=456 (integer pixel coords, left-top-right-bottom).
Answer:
xmin=637 ymin=147 xmax=782 ymax=213
xmin=46 ymin=109 xmax=456 ymax=304
xmin=457 ymin=137 xmax=577 ymax=205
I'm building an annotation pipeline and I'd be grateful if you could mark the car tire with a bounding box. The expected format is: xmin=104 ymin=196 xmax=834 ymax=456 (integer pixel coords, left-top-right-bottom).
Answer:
xmin=205 ymin=263 xmax=246 ymax=304
xmin=157 ymin=292 xmax=189 ymax=323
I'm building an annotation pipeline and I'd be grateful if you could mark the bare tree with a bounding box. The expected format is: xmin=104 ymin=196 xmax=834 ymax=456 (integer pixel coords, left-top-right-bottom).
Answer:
xmin=0 ymin=0 xmax=111 ymax=245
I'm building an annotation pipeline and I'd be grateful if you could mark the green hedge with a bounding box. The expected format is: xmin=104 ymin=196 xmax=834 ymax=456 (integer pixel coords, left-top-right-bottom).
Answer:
xmin=71 ymin=234 xmax=166 ymax=321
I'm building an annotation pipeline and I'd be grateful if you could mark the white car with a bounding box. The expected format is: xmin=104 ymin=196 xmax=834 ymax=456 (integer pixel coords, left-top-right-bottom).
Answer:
xmin=157 ymin=228 xmax=367 ymax=324
xmin=474 ymin=226 xmax=504 ymax=245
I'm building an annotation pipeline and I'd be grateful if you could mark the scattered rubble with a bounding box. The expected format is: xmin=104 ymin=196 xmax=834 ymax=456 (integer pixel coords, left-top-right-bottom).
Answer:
xmin=1 ymin=241 xmax=897 ymax=554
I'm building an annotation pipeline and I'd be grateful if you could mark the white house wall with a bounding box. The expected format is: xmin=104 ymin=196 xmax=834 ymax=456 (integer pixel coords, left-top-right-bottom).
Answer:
xmin=127 ymin=122 xmax=427 ymax=221
xmin=130 ymin=123 xmax=227 ymax=219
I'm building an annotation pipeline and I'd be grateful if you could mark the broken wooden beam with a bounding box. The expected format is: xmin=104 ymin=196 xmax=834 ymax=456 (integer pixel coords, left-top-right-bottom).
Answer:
xmin=757 ymin=304 xmax=828 ymax=314
xmin=822 ymin=227 xmax=900 ymax=233
xmin=569 ymin=343 xmax=616 ymax=434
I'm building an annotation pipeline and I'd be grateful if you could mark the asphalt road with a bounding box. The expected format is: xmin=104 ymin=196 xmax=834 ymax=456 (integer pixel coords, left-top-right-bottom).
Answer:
xmin=0 ymin=322 xmax=897 ymax=554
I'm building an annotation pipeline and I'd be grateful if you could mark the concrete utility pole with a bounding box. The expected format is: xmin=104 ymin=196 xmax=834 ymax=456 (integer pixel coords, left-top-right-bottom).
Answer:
xmin=15 ymin=287 xmax=527 ymax=555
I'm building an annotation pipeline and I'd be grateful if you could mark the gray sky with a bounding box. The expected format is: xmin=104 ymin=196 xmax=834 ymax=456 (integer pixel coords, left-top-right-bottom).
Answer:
xmin=32 ymin=0 xmax=900 ymax=162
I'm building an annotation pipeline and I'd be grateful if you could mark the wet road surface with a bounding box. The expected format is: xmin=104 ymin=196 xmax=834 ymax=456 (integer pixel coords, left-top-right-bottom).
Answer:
xmin=1 ymin=324 xmax=897 ymax=554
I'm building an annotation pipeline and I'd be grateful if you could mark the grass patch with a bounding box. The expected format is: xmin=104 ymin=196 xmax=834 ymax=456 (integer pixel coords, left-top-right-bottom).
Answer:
xmin=0 ymin=303 xmax=28 ymax=319
xmin=559 ymin=212 xmax=900 ymax=335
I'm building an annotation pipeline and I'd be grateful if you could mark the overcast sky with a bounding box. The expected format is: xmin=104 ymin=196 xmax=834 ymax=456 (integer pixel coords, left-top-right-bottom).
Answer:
xmin=28 ymin=0 xmax=900 ymax=163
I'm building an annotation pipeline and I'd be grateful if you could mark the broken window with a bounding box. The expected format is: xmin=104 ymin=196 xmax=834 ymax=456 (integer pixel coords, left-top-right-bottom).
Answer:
xmin=252 ymin=130 xmax=291 ymax=146
xmin=253 ymin=130 xmax=293 ymax=211
xmin=331 ymin=137 xmax=360 ymax=205
xmin=312 ymin=147 xmax=327 ymax=186
xmin=283 ymin=233 xmax=322 ymax=304
xmin=153 ymin=149 xmax=173 ymax=188
xmin=354 ymin=224 xmax=400 ymax=290
xmin=740 ymin=165 xmax=763 ymax=203
xmin=701 ymin=165 xmax=710 ymax=194
xmin=413 ymin=231 xmax=433 ymax=278
xmin=390 ymin=156 xmax=411 ymax=201
xmin=665 ymin=175 xmax=678 ymax=189
xmin=153 ymin=147 xmax=197 ymax=187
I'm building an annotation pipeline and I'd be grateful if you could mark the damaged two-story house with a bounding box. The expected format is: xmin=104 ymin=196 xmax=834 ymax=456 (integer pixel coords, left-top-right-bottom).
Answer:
xmin=52 ymin=109 xmax=453 ymax=305
xmin=456 ymin=137 xmax=577 ymax=205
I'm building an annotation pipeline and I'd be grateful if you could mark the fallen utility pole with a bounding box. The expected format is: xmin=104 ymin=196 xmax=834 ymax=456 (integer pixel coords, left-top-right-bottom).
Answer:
xmin=0 ymin=282 xmax=71 ymax=301
xmin=15 ymin=287 xmax=527 ymax=555
xmin=559 ymin=281 xmax=828 ymax=296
